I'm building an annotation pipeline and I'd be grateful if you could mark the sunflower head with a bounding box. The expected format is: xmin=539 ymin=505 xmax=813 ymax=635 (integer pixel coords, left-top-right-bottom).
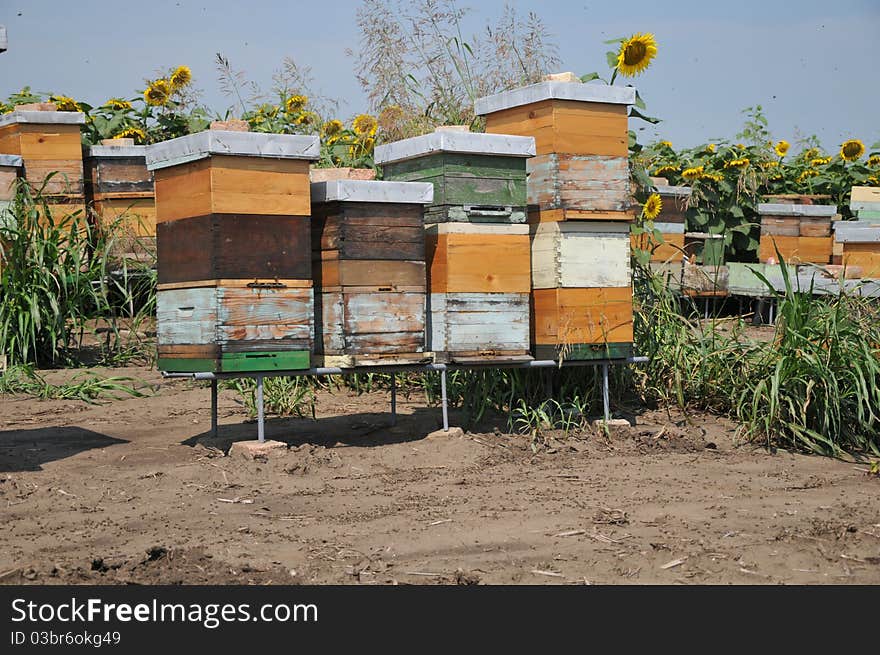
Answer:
xmin=652 ymin=165 xmax=678 ymax=177
xmin=321 ymin=119 xmax=344 ymax=139
xmin=50 ymin=95 xmax=81 ymax=112
xmin=641 ymin=193 xmax=662 ymax=220
xmin=113 ymin=127 xmax=147 ymax=144
xmin=797 ymin=169 xmax=820 ymax=184
xmin=760 ymin=161 xmax=779 ymax=169
xmin=705 ymin=143 xmax=716 ymax=154
xmin=682 ymin=165 xmax=704 ymax=181
xmin=774 ymin=140 xmax=790 ymax=158
xmin=295 ymin=111 xmax=318 ymax=126
xmin=868 ymin=155 xmax=880 ymax=168
xmin=169 ymin=65 xmax=192 ymax=90
xmin=285 ymin=95 xmax=308 ymax=114
xmin=615 ymin=33 xmax=658 ymax=78
xmin=105 ymin=97 xmax=133 ymax=111
xmin=869 ymin=175 xmax=880 ymax=186
xmin=700 ymin=172 xmax=724 ymax=183
xmin=840 ymin=139 xmax=865 ymax=162
xmin=724 ymin=157 xmax=750 ymax=169
xmin=659 ymin=140 xmax=672 ymax=149
xmin=802 ymin=147 xmax=820 ymax=161
xmin=810 ymin=156 xmax=832 ymax=167
xmin=352 ymin=113 xmax=378 ymax=136
xmin=144 ymin=79 xmax=170 ymax=106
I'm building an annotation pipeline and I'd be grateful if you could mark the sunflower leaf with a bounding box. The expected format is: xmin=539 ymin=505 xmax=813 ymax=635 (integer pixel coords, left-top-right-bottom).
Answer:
xmin=634 ymin=89 xmax=646 ymax=110
xmin=630 ymin=107 xmax=660 ymax=124
xmin=604 ymin=36 xmax=626 ymax=44
xmin=606 ymin=51 xmax=619 ymax=68
xmin=580 ymin=72 xmax=600 ymax=82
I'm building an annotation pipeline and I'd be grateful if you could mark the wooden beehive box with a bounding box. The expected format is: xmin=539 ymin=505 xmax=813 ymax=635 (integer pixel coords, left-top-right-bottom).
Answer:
xmin=0 ymin=109 xmax=86 ymax=202
xmin=310 ymin=179 xmax=434 ymax=367
xmin=425 ymin=222 xmax=531 ymax=363
xmin=851 ymin=186 xmax=880 ymax=220
xmin=758 ymin=203 xmax=835 ymax=264
xmin=530 ymin=221 xmax=632 ymax=360
xmin=147 ymin=130 xmax=320 ymax=373
xmin=834 ymin=220 xmax=880 ymax=278
xmin=375 ymin=130 xmax=535 ymax=224
xmin=0 ymin=153 xmax=22 ymax=208
xmin=475 ymin=81 xmax=635 ymax=221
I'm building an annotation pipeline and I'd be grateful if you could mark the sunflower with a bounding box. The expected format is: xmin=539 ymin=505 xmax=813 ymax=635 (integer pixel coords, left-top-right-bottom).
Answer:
xmin=659 ymin=140 xmax=672 ymax=148
xmin=774 ymin=140 xmax=790 ymax=157
xmin=802 ymin=148 xmax=820 ymax=161
xmin=735 ymin=143 xmax=746 ymax=150
xmin=810 ymin=157 xmax=832 ymax=167
xmin=700 ymin=172 xmax=724 ymax=183
xmin=705 ymin=143 xmax=716 ymax=153
xmin=169 ymin=65 xmax=192 ymax=90
xmin=724 ymin=157 xmax=750 ymax=169
xmin=868 ymin=155 xmax=880 ymax=168
xmin=760 ymin=161 xmax=779 ymax=169
xmin=285 ymin=95 xmax=308 ymax=114
xmin=105 ymin=97 xmax=133 ymax=111
xmin=840 ymin=139 xmax=865 ymax=162
xmin=615 ymin=33 xmax=658 ymax=78
xmin=652 ymin=165 xmax=678 ymax=177
xmin=682 ymin=166 xmax=704 ymax=181
xmin=50 ymin=95 xmax=81 ymax=112
xmin=796 ymin=169 xmax=819 ymax=184
xmin=144 ymin=79 xmax=170 ymax=106
xmin=113 ymin=127 xmax=147 ymax=143
xmin=352 ymin=113 xmax=378 ymax=136
xmin=295 ymin=111 xmax=318 ymax=126
xmin=641 ymin=193 xmax=662 ymax=220
xmin=321 ymin=119 xmax=344 ymax=138
xmin=869 ymin=176 xmax=880 ymax=186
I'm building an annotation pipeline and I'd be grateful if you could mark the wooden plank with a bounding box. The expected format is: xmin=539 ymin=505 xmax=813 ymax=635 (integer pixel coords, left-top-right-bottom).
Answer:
xmin=157 ymin=344 xmax=219 ymax=358
xmin=318 ymin=258 xmax=426 ymax=288
xmin=311 ymin=204 xmax=425 ymax=260
xmin=527 ymin=153 xmax=629 ymax=212
xmin=158 ymin=279 xmax=312 ymax=291
xmin=157 ymin=287 xmax=217 ymax=345
xmin=219 ymin=350 xmax=310 ymax=372
xmin=851 ymin=186 xmax=880 ymax=204
xmin=0 ymin=123 xmax=83 ymax=160
xmin=799 ymin=216 xmax=831 ymax=237
xmin=319 ymin=352 xmax=433 ymax=368
xmin=761 ymin=216 xmax=800 ymax=237
xmin=531 ymin=287 xmax=633 ymax=345
xmin=315 ymin=291 xmax=345 ymax=354
xmin=528 ymin=208 xmax=632 ymax=223
xmin=92 ymin=197 xmax=156 ymax=236
xmin=759 ymin=235 xmax=832 ymax=264
xmin=682 ymin=264 xmax=729 ymax=293
xmin=426 ymin=231 xmax=530 ymax=293
xmin=842 ymin=244 xmax=880 ymax=278
xmin=19 ymin=159 xmax=83 ymax=196
xmin=210 ymin=155 xmax=310 ymax=216
xmin=530 ymin=225 xmax=630 ymax=289
xmin=532 ymin=342 xmax=632 ymax=361
xmin=631 ymin=232 xmax=685 ymax=262
xmin=157 ymin=214 xmax=311 ymax=284
xmin=428 ymin=292 xmax=530 ymax=354
xmin=342 ymin=291 xmax=425 ymax=336
xmin=154 ymin=158 xmax=212 ymax=223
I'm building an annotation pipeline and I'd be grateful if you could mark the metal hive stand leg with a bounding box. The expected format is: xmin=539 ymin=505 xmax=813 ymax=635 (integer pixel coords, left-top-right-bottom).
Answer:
xmin=211 ymin=379 xmax=218 ymax=438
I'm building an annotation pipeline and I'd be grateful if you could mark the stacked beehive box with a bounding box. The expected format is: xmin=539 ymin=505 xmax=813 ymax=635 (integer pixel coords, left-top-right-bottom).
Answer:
xmin=310 ymin=178 xmax=434 ymax=367
xmin=640 ymin=183 xmax=689 ymax=263
xmin=832 ymin=187 xmax=880 ymax=278
xmin=757 ymin=202 xmax=834 ymax=264
xmin=376 ymin=130 xmax=535 ymax=363
xmin=147 ymin=130 xmax=320 ymax=373
xmin=475 ymin=81 xmax=635 ymax=360
xmin=84 ymin=140 xmax=156 ymax=262
xmin=0 ymin=106 xmax=86 ymax=221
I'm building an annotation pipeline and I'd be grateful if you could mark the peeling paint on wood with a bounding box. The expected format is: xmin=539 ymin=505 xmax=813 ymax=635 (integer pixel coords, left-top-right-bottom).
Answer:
xmin=527 ymin=153 xmax=630 ymax=213
xmin=530 ymin=222 xmax=631 ymax=289
xmin=428 ymin=292 xmax=530 ymax=359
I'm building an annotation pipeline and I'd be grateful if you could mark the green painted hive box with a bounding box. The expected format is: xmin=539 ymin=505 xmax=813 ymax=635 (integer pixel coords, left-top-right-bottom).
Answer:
xmin=374 ymin=130 xmax=535 ymax=224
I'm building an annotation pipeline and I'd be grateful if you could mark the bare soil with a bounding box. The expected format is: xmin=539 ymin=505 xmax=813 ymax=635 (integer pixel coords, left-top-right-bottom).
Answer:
xmin=1 ymin=366 xmax=878 ymax=585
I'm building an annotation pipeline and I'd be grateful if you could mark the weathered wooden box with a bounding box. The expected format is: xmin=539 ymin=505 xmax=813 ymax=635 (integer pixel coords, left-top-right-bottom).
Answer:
xmin=530 ymin=221 xmax=632 ymax=360
xmin=310 ymin=179 xmax=434 ymax=366
xmin=476 ymin=81 xmax=635 ymax=220
xmin=851 ymin=187 xmax=880 ymax=220
xmin=758 ymin=203 xmax=835 ymax=264
xmin=375 ymin=130 xmax=535 ymax=224
xmin=147 ymin=130 xmax=320 ymax=372
xmin=85 ymin=144 xmax=155 ymax=234
xmin=0 ymin=109 xmax=86 ymax=198
xmin=156 ymin=281 xmax=313 ymax=373
xmin=834 ymin=220 xmax=880 ymax=278
xmin=425 ymin=223 xmax=531 ymax=362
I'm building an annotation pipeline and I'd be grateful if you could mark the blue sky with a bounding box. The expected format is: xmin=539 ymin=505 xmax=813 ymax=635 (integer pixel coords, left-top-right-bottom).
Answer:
xmin=1 ymin=0 xmax=878 ymax=151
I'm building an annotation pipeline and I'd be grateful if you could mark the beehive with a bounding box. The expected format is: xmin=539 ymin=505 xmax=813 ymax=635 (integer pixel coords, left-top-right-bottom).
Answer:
xmin=834 ymin=219 xmax=880 ymax=278
xmin=84 ymin=142 xmax=156 ymax=263
xmin=851 ymin=186 xmax=880 ymax=220
xmin=530 ymin=222 xmax=632 ymax=360
xmin=476 ymin=81 xmax=635 ymax=221
xmin=375 ymin=130 xmax=534 ymax=224
xmin=0 ymin=109 xmax=86 ymax=220
xmin=147 ymin=130 xmax=320 ymax=373
xmin=0 ymin=153 xmax=21 ymax=204
xmin=310 ymin=179 xmax=434 ymax=367
xmin=476 ymin=81 xmax=636 ymax=361
xmin=758 ymin=203 xmax=835 ymax=264
xmin=425 ymin=223 xmax=531 ymax=363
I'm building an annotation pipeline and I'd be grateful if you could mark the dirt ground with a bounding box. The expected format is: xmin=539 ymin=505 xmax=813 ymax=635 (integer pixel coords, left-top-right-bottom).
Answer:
xmin=0 ymin=365 xmax=878 ymax=585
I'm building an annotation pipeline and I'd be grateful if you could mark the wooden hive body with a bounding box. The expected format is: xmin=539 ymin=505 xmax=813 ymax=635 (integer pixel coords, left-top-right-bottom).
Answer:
xmin=758 ymin=203 xmax=835 ymax=264
xmin=310 ymin=180 xmax=434 ymax=366
xmin=148 ymin=130 xmax=320 ymax=372
xmin=834 ymin=219 xmax=880 ymax=278
xmin=375 ymin=131 xmax=534 ymax=224
xmin=424 ymin=222 xmax=531 ymax=362
xmin=0 ymin=110 xmax=87 ymax=221
xmin=0 ymin=154 xmax=22 ymax=207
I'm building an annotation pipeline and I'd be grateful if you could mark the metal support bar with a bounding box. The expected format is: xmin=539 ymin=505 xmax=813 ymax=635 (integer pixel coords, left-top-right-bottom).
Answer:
xmin=390 ymin=373 xmax=397 ymax=427
xmin=256 ymin=375 xmax=265 ymax=443
xmin=441 ymin=369 xmax=449 ymax=432
xmin=210 ymin=379 xmax=218 ymax=438
xmin=602 ymin=363 xmax=610 ymax=423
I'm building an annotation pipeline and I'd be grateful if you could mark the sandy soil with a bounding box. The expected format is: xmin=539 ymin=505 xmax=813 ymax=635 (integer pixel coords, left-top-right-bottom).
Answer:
xmin=0 ymin=366 xmax=878 ymax=585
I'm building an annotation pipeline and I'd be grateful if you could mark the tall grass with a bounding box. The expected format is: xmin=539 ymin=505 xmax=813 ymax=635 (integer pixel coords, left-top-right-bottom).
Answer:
xmin=633 ymin=260 xmax=880 ymax=456
xmin=0 ymin=178 xmax=156 ymax=367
